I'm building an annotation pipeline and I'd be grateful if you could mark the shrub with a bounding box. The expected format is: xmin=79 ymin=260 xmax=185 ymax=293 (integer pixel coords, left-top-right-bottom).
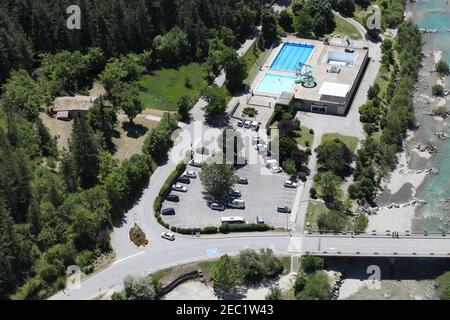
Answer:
xmin=310 ymin=187 xmax=317 ymax=199
xmin=129 ymin=224 xmax=148 ymax=247
xmin=296 ymin=271 xmax=330 ymax=300
xmin=306 ymin=148 xmax=312 ymax=155
xmin=309 ymin=128 xmax=314 ymax=134
xmin=432 ymin=84 xmax=444 ymax=96
xmin=266 ymin=285 xmax=282 ymax=300
xmin=219 ymin=223 xmax=272 ymax=233
xmin=242 ymin=107 xmax=258 ymax=118
xmin=202 ymin=226 xmax=219 ymax=234
xmin=436 ymin=60 xmax=450 ymax=76
xmin=294 ymin=274 xmax=307 ymax=293
xmin=300 ymin=255 xmax=324 ymax=274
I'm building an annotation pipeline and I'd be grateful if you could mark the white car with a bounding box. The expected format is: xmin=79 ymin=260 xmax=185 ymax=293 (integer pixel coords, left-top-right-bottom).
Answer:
xmin=251 ymin=121 xmax=260 ymax=131
xmin=189 ymin=159 xmax=203 ymax=167
xmin=184 ymin=170 xmax=197 ymax=179
xmin=244 ymin=120 xmax=252 ymax=128
xmin=172 ymin=184 xmax=187 ymax=192
xmin=271 ymin=166 xmax=283 ymax=174
xmin=211 ymin=203 xmax=225 ymax=211
xmin=237 ymin=120 xmax=244 ymax=127
xmin=161 ymin=232 xmax=175 ymax=241
xmin=284 ymin=180 xmax=297 ymax=188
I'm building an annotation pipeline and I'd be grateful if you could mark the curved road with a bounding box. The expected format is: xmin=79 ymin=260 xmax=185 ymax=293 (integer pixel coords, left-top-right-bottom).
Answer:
xmin=51 ymin=16 xmax=381 ymax=300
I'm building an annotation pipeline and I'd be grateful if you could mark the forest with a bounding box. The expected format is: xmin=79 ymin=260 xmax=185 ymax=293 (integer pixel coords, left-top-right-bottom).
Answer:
xmin=0 ymin=0 xmax=266 ymax=300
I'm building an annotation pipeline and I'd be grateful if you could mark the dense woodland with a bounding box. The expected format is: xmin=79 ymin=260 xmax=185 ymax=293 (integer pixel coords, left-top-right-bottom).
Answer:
xmin=0 ymin=0 xmax=421 ymax=300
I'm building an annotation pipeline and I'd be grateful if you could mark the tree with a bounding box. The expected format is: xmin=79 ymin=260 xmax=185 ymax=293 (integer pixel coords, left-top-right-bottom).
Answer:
xmin=303 ymin=0 xmax=335 ymax=36
xmin=315 ymin=171 xmax=342 ymax=205
xmin=317 ymin=211 xmax=348 ymax=232
xmin=316 ymin=139 xmax=353 ymax=175
xmin=348 ymin=176 xmax=376 ymax=202
xmin=113 ymin=275 xmax=156 ymax=300
xmin=359 ymin=100 xmax=381 ymax=123
xmin=87 ymin=96 xmax=117 ymax=148
xmin=177 ymin=96 xmax=191 ymax=122
xmin=300 ymin=255 xmax=324 ymax=274
xmin=334 ymin=0 xmax=356 ymax=17
xmin=261 ymin=9 xmax=278 ymax=47
xmin=0 ymin=203 xmax=18 ymax=298
xmin=153 ymin=27 xmax=190 ymax=65
xmin=237 ymin=249 xmax=283 ymax=283
xmin=202 ymin=87 xmax=227 ymax=121
xmin=436 ymin=60 xmax=449 ymax=76
xmin=69 ymin=115 xmax=100 ymax=189
xmin=293 ymin=10 xmax=314 ymax=35
xmin=222 ymin=48 xmax=247 ymax=93
xmin=278 ymin=137 xmax=299 ymax=165
xmin=279 ymin=10 xmax=294 ymax=33
xmin=436 ymin=272 xmax=450 ymax=300
xmin=200 ymin=161 xmax=237 ymax=199
xmin=294 ymin=274 xmax=307 ymax=294
xmin=211 ymin=254 xmax=244 ymax=291
xmin=297 ymin=271 xmax=330 ymax=300
xmin=266 ymin=285 xmax=282 ymax=300
xmin=353 ymin=213 xmax=368 ymax=232
xmin=114 ymin=83 xmax=143 ymax=123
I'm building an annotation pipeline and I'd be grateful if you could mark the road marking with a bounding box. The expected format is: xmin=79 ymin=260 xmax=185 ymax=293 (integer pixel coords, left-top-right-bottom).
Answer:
xmin=207 ymin=248 xmax=219 ymax=255
xmin=113 ymin=251 xmax=145 ymax=265
xmin=288 ymin=237 xmax=303 ymax=252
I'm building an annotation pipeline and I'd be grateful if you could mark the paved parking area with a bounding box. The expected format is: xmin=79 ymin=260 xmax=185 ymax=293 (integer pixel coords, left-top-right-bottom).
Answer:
xmin=162 ymin=162 xmax=298 ymax=229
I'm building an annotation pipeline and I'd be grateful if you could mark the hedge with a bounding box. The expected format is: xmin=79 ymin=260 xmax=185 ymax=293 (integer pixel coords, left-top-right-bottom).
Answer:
xmin=154 ymin=161 xmax=186 ymax=214
xmin=219 ymin=223 xmax=273 ymax=233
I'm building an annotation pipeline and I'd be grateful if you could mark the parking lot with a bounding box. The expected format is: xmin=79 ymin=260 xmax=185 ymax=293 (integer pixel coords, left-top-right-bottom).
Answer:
xmin=161 ymin=122 xmax=300 ymax=229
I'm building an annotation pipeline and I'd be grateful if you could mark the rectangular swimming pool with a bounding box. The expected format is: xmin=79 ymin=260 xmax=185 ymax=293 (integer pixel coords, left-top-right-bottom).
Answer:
xmin=270 ymin=42 xmax=315 ymax=72
xmin=255 ymin=73 xmax=297 ymax=95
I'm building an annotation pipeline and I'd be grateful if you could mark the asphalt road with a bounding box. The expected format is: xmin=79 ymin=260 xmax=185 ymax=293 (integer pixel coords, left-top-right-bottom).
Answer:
xmin=51 ymin=235 xmax=291 ymax=300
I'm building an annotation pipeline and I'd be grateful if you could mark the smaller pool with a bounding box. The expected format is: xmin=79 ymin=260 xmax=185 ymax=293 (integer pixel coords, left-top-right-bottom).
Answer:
xmin=255 ymin=73 xmax=297 ymax=95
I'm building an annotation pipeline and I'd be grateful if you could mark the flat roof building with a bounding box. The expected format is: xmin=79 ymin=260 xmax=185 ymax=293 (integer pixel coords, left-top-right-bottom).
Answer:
xmin=251 ymin=37 xmax=369 ymax=116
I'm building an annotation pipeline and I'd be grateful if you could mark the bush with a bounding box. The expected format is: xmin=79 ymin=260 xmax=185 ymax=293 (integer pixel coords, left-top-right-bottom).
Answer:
xmin=242 ymin=107 xmax=258 ymax=118
xmin=237 ymin=248 xmax=283 ymax=283
xmin=219 ymin=223 xmax=273 ymax=234
xmin=296 ymin=271 xmax=330 ymax=300
xmin=294 ymin=274 xmax=307 ymax=294
xmin=300 ymin=255 xmax=324 ymax=274
xmin=309 ymin=128 xmax=314 ymax=134
xmin=353 ymin=213 xmax=368 ymax=233
xmin=129 ymin=224 xmax=149 ymax=247
xmin=306 ymin=148 xmax=312 ymax=155
xmin=432 ymin=84 xmax=444 ymax=96
xmin=309 ymin=187 xmax=317 ymax=199
xmin=266 ymin=285 xmax=282 ymax=300
xmin=155 ymin=161 xmax=186 ymax=214
xmin=436 ymin=60 xmax=450 ymax=76
xmin=202 ymin=226 xmax=219 ymax=234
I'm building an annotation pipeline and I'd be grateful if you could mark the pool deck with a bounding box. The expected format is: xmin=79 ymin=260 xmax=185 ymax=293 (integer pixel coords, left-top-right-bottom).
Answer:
xmin=251 ymin=37 xmax=369 ymax=105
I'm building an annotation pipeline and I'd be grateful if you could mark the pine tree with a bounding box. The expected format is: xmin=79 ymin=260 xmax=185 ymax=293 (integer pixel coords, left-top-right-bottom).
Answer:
xmin=0 ymin=202 xmax=18 ymax=298
xmin=69 ymin=115 xmax=100 ymax=189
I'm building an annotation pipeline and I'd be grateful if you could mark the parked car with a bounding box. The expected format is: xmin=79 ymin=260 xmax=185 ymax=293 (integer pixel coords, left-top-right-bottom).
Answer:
xmin=178 ymin=175 xmax=191 ymax=184
xmin=237 ymin=120 xmax=244 ymax=127
xmin=244 ymin=120 xmax=252 ymax=128
xmin=161 ymin=231 xmax=175 ymax=241
xmin=251 ymin=121 xmax=260 ymax=131
xmin=189 ymin=159 xmax=203 ymax=167
xmin=165 ymin=194 xmax=180 ymax=202
xmin=184 ymin=170 xmax=197 ymax=179
xmin=277 ymin=205 xmax=291 ymax=213
xmin=172 ymin=184 xmax=187 ymax=192
xmin=237 ymin=177 xmax=248 ymax=185
xmin=270 ymin=166 xmax=283 ymax=174
xmin=211 ymin=203 xmax=225 ymax=211
xmin=229 ymin=189 xmax=241 ymax=197
xmin=256 ymin=215 xmax=265 ymax=224
xmin=161 ymin=208 xmax=175 ymax=215
xmin=228 ymin=199 xmax=245 ymax=209
xmin=284 ymin=180 xmax=297 ymax=188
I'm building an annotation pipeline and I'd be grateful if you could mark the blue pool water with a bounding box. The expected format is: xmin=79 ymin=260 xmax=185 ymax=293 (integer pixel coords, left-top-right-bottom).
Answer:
xmin=255 ymin=73 xmax=297 ymax=95
xmin=270 ymin=42 xmax=315 ymax=72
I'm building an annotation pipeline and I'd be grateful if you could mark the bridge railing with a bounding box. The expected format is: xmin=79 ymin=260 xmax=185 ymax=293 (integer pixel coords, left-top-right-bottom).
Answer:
xmin=305 ymin=230 xmax=450 ymax=239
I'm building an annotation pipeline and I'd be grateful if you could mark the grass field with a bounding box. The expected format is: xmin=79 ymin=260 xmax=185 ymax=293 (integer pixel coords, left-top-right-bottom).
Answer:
xmin=244 ymin=42 xmax=270 ymax=85
xmin=333 ymin=14 xmax=362 ymax=40
xmin=304 ymin=201 xmax=330 ymax=231
xmin=295 ymin=126 xmax=314 ymax=148
xmin=139 ymin=63 xmax=207 ymax=111
xmin=321 ymin=133 xmax=359 ymax=153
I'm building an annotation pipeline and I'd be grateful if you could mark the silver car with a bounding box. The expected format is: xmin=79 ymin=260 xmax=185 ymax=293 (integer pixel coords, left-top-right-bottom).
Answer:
xmin=172 ymin=183 xmax=187 ymax=192
xmin=161 ymin=232 xmax=175 ymax=241
xmin=184 ymin=170 xmax=197 ymax=179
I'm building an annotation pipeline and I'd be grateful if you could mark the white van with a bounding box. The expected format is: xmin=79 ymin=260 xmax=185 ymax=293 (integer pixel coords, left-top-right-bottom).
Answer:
xmin=228 ymin=199 xmax=245 ymax=209
xmin=251 ymin=121 xmax=260 ymax=131
xmin=265 ymin=158 xmax=278 ymax=168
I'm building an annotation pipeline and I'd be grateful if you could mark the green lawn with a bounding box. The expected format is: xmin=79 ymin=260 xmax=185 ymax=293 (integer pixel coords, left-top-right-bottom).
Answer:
xmin=304 ymin=201 xmax=330 ymax=231
xmin=244 ymin=42 xmax=270 ymax=85
xmin=139 ymin=63 xmax=207 ymax=111
xmin=295 ymin=126 xmax=314 ymax=148
xmin=321 ymin=133 xmax=359 ymax=153
xmin=333 ymin=14 xmax=362 ymax=40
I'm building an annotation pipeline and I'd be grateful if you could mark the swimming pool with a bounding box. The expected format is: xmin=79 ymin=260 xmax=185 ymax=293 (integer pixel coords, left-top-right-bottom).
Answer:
xmin=270 ymin=42 xmax=315 ymax=72
xmin=255 ymin=73 xmax=297 ymax=95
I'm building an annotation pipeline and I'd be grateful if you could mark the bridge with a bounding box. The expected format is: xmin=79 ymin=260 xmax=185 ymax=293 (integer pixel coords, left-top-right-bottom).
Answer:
xmin=289 ymin=233 xmax=450 ymax=258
